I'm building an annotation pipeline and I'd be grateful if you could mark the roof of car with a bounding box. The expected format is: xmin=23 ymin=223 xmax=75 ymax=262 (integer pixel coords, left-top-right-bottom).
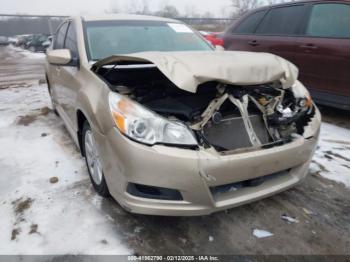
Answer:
xmin=234 ymin=0 xmax=348 ymax=18
xmin=258 ymin=0 xmax=350 ymax=10
xmin=80 ymin=14 xmax=180 ymax=23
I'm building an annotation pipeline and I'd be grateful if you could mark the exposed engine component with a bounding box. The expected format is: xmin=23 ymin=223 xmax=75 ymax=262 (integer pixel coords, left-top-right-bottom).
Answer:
xmin=95 ymin=64 xmax=314 ymax=152
xmin=202 ymin=114 xmax=270 ymax=151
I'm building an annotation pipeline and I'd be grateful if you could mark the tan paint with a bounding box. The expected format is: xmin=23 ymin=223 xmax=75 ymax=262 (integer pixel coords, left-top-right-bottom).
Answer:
xmin=94 ymin=51 xmax=299 ymax=93
xmin=46 ymin=49 xmax=72 ymax=65
xmin=45 ymin=15 xmax=321 ymax=216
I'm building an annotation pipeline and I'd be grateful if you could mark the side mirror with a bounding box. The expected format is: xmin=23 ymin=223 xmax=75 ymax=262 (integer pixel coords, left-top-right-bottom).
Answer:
xmin=47 ymin=49 xmax=72 ymax=65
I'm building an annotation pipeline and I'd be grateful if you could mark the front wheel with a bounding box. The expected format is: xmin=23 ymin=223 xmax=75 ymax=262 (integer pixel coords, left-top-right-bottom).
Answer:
xmin=82 ymin=122 xmax=110 ymax=197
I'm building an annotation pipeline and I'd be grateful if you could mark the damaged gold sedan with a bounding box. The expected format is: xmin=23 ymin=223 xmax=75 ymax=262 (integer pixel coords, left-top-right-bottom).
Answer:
xmin=45 ymin=15 xmax=321 ymax=216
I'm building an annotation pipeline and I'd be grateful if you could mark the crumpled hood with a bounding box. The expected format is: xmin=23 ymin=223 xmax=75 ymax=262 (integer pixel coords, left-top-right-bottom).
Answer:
xmin=93 ymin=51 xmax=299 ymax=93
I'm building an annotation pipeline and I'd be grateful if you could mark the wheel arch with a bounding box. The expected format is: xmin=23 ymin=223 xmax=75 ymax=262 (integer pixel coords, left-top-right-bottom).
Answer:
xmin=77 ymin=109 xmax=88 ymax=156
xmin=45 ymin=73 xmax=51 ymax=92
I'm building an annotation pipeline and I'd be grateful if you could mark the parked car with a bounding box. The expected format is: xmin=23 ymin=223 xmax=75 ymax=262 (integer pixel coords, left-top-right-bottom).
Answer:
xmin=8 ymin=37 xmax=18 ymax=45
xmin=45 ymin=15 xmax=320 ymax=216
xmin=24 ymin=34 xmax=50 ymax=52
xmin=42 ymin=36 xmax=53 ymax=49
xmin=223 ymin=0 xmax=350 ymax=110
xmin=15 ymin=35 xmax=32 ymax=48
xmin=200 ymin=31 xmax=224 ymax=47
xmin=0 ymin=36 xmax=9 ymax=46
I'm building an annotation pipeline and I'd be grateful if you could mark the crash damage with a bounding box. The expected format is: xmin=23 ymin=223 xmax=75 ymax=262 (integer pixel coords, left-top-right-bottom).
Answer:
xmin=92 ymin=51 xmax=316 ymax=153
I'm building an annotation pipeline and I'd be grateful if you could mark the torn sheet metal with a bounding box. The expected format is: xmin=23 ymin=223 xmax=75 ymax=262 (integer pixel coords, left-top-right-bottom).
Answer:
xmin=228 ymin=95 xmax=262 ymax=147
xmin=93 ymin=51 xmax=299 ymax=93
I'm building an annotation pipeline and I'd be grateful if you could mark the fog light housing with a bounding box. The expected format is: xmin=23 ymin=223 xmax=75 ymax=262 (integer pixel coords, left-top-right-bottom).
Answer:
xmin=127 ymin=183 xmax=183 ymax=201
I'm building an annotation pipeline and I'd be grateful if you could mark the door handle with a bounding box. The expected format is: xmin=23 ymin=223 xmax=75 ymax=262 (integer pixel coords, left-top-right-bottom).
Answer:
xmin=248 ymin=40 xmax=259 ymax=47
xmin=300 ymin=44 xmax=317 ymax=50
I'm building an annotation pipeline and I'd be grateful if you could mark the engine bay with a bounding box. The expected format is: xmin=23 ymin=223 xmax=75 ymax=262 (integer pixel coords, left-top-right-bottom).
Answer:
xmin=95 ymin=63 xmax=315 ymax=152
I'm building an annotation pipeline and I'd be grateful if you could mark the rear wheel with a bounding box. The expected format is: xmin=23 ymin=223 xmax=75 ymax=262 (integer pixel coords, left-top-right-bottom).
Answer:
xmin=82 ymin=122 xmax=110 ymax=197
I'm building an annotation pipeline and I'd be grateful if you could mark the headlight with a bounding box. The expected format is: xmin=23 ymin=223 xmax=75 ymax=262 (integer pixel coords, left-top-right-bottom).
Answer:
xmin=108 ymin=92 xmax=198 ymax=146
xmin=291 ymin=80 xmax=313 ymax=108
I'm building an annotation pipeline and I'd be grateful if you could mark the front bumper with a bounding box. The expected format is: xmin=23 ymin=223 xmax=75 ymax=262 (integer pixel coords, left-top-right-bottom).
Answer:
xmin=95 ymin=109 xmax=321 ymax=216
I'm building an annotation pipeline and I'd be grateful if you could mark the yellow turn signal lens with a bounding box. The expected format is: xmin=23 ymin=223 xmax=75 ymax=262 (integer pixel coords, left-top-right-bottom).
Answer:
xmin=111 ymin=111 xmax=126 ymax=134
xmin=110 ymin=99 xmax=135 ymax=134
xmin=305 ymin=96 xmax=313 ymax=108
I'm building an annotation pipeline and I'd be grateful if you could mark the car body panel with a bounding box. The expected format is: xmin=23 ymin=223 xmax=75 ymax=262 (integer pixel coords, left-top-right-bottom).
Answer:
xmin=223 ymin=0 xmax=350 ymax=110
xmin=295 ymin=37 xmax=350 ymax=97
xmin=93 ymin=110 xmax=319 ymax=215
xmin=0 ymin=36 xmax=9 ymax=45
xmin=45 ymin=14 xmax=321 ymax=216
xmin=93 ymin=51 xmax=299 ymax=92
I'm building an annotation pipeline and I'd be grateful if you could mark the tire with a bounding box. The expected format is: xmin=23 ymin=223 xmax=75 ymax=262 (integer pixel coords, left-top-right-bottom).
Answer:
xmin=82 ymin=121 xmax=110 ymax=197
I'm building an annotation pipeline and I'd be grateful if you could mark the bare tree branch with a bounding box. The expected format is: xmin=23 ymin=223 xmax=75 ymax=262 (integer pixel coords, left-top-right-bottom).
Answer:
xmin=231 ymin=0 xmax=262 ymax=16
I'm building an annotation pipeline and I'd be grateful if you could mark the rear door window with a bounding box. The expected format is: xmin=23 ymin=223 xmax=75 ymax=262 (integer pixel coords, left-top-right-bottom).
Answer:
xmin=306 ymin=3 xmax=350 ymax=38
xmin=256 ymin=5 xmax=306 ymax=35
xmin=233 ymin=10 xmax=266 ymax=34
xmin=54 ymin=22 xmax=69 ymax=49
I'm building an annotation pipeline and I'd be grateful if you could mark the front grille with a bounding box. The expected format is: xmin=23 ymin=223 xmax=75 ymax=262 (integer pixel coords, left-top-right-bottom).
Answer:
xmin=210 ymin=169 xmax=290 ymax=198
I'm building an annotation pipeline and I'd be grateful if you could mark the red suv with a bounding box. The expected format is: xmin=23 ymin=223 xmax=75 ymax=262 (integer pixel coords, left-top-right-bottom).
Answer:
xmin=223 ymin=0 xmax=350 ymax=110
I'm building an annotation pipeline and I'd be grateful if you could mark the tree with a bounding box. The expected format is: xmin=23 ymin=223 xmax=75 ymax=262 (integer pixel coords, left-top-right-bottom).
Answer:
xmin=184 ymin=5 xmax=200 ymax=18
xmin=231 ymin=0 xmax=262 ymax=16
xmin=155 ymin=5 xmax=180 ymax=18
xmin=163 ymin=5 xmax=180 ymax=18
xmin=140 ymin=0 xmax=151 ymax=15
xmin=219 ymin=6 xmax=231 ymax=18
xmin=106 ymin=0 xmax=121 ymax=14
xmin=125 ymin=0 xmax=142 ymax=14
xmin=202 ymin=11 xmax=214 ymax=19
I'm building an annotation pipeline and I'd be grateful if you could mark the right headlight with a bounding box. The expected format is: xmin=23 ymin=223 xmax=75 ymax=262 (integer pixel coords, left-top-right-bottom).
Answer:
xmin=108 ymin=92 xmax=198 ymax=146
xmin=291 ymin=80 xmax=313 ymax=108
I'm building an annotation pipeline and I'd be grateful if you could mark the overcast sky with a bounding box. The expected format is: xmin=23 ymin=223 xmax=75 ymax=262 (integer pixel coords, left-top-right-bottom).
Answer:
xmin=0 ymin=0 xmax=233 ymax=17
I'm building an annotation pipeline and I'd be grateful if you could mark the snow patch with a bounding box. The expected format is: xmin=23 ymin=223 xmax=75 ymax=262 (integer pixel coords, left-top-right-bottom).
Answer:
xmin=0 ymin=84 xmax=130 ymax=255
xmin=252 ymin=229 xmax=274 ymax=239
xmin=7 ymin=44 xmax=46 ymax=59
xmin=312 ymin=123 xmax=350 ymax=187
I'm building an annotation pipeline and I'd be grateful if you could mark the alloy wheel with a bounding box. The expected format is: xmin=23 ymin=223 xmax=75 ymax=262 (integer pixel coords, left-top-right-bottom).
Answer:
xmin=84 ymin=130 xmax=103 ymax=185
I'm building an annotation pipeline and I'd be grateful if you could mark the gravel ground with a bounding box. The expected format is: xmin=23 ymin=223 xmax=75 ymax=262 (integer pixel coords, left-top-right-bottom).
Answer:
xmin=0 ymin=46 xmax=349 ymax=255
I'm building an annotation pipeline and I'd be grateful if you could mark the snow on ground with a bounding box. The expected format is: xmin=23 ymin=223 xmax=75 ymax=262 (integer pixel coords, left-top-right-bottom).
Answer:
xmin=0 ymin=45 xmax=45 ymax=87
xmin=0 ymin=83 xmax=131 ymax=254
xmin=311 ymin=123 xmax=350 ymax=188
xmin=7 ymin=45 xmax=46 ymax=59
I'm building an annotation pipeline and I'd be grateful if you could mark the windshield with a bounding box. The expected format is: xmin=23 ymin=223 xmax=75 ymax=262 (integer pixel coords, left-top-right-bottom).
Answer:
xmin=84 ymin=20 xmax=212 ymax=60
